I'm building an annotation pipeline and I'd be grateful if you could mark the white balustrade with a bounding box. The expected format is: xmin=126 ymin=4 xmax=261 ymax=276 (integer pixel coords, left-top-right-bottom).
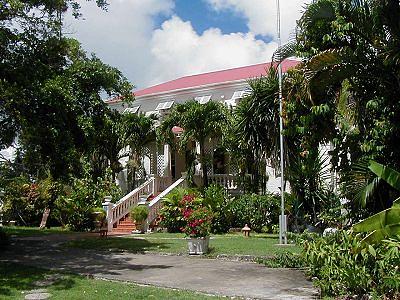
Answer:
xmin=145 ymin=176 xmax=186 ymax=230
xmin=208 ymin=174 xmax=238 ymax=190
xmin=108 ymin=177 xmax=154 ymax=229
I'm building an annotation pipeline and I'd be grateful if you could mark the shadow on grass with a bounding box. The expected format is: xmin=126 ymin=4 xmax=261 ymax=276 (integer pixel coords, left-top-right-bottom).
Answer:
xmin=66 ymin=237 xmax=175 ymax=253
xmin=0 ymin=262 xmax=77 ymax=297
xmin=0 ymin=238 xmax=175 ymax=279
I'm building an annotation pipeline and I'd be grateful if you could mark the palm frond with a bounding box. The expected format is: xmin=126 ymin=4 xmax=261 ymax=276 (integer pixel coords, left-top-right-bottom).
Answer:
xmin=272 ymin=39 xmax=298 ymax=63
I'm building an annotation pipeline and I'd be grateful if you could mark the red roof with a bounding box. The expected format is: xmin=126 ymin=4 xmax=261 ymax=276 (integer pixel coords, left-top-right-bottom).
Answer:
xmin=107 ymin=59 xmax=299 ymax=103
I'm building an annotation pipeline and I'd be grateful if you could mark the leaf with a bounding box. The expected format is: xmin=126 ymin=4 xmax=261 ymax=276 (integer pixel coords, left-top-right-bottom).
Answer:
xmin=368 ymin=160 xmax=400 ymax=191
xmin=353 ymin=207 xmax=400 ymax=243
xmin=368 ymin=244 xmax=376 ymax=257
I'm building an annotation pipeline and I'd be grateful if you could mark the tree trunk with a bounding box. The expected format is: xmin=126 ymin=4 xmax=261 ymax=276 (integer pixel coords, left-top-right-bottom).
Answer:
xmin=199 ymin=140 xmax=208 ymax=187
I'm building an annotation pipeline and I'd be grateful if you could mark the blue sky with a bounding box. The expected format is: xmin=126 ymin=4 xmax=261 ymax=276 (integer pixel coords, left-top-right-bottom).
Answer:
xmin=66 ymin=0 xmax=309 ymax=88
xmin=160 ymin=0 xmax=248 ymax=36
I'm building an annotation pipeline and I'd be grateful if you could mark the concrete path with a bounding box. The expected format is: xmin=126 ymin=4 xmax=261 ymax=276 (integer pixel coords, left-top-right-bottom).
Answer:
xmin=0 ymin=235 xmax=318 ymax=299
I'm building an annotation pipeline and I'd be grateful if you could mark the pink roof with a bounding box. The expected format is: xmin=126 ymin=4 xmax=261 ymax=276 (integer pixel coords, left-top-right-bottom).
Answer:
xmin=107 ymin=59 xmax=299 ymax=103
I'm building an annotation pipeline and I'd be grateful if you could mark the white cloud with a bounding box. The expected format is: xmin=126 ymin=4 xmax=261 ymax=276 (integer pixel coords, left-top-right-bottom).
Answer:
xmin=64 ymin=0 xmax=175 ymax=88
xmin=66 ymin=0 xmax=304 ymax=90
xmin=206 ymin=0 xmax=310 ymax=40
xmin=148 ymin=16 xmax=277 ymax=85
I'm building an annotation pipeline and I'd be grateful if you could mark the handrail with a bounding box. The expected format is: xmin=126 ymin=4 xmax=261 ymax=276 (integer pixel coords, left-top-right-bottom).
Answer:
xmin=110 ymin=177 xmax=154 ymax=228
xmin=145 ymin=176 xmax=186 ymax=230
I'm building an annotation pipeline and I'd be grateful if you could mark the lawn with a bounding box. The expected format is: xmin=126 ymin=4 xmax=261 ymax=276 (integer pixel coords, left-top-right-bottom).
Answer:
xmin=0 ymin=262 xmax=224 ymax=300
xmin=2 ymin=226 xmax=72 ymax=237
xmin=66 ymin=232 xmax=300 ymax=258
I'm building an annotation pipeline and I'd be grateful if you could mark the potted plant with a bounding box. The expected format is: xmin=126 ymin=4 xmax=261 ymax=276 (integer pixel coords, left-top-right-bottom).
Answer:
xmin=91 ymin=207 xmax=106 ymax=230
xmin=130 ymin=205 xmax=149 ymax=233
xmin=180 ymin=194 xmax=213 ymax=254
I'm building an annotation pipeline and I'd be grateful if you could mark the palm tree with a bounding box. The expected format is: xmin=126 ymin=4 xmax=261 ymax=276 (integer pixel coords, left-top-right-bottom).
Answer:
xmin=233 ymin=67 xmax=280 ymax=193
xmin=158 ymin=100 xmax=228 ymax=187
xmin=97 ymin=110 xmax=127 ymax=181
xmin=123 ymin=113 xmax=156 ymax=190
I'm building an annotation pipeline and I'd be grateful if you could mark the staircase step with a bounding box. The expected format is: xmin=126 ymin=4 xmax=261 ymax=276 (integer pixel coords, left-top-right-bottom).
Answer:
xmin=119 ymin=221 xmax=135 ymax=224
xmin=117 ymin=224 xmax=136 ymax=228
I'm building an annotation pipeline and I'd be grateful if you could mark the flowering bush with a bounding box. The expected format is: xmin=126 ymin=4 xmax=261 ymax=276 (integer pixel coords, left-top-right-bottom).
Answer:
xmin=180 ymin=194 xmax=213 ymax=238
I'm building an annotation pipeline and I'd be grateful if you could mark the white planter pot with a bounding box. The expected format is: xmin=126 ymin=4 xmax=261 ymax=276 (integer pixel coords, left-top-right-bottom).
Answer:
xmin=187 ymin=236 xmax=210 ymax=255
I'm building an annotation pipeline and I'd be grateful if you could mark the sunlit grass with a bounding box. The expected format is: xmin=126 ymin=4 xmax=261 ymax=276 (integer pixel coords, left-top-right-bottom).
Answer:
xmin=0 ymin=262 xmax=224 ymax=300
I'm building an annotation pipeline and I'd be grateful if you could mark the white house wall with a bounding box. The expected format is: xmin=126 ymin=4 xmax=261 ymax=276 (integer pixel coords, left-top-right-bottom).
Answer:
xmin=108 ymin=79 xmax=286 ymax=194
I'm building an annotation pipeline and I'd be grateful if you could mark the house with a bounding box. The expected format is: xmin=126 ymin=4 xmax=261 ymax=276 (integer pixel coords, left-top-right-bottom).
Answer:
xmin=106 ymin=59 xmax=299 ymax=196
xmin=104 ymin=59 xmax=302 ymax=233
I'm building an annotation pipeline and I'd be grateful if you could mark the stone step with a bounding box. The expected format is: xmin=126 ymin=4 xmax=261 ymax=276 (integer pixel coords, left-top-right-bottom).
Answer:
xmin=119 ymin=220 xmax=135 ymax=225
xmin=112 ymin=228 xmax=135 ymax=233
xmin=117 ymin=224 xmax=136 ymax=228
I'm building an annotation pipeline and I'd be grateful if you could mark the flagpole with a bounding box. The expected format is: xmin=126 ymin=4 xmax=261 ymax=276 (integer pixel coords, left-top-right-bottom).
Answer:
xmin=276 ymin=0 xmax=287 ymax=244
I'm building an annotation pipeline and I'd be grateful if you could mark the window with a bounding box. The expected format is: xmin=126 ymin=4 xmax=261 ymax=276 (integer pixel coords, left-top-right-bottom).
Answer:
xmin=195 ymin=95 xmax=212 ymax=104
xmin=155 ymin=101 xmax=174 ymax=111
xmin=231 ymin=89 xmax=251 ymax=100
xmin=145 ymin=110 xmax=159 ymax=117
xmin=123 ymin=106 xmax=140 ymax=114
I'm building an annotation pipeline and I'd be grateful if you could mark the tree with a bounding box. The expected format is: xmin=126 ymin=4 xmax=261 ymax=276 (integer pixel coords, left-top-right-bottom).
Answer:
xmin=158 ymin=100 xmax=228 ymax=187
xmin=274 ymin=0 xmax=400 ymax=219
xmin=123 ymin=113 xmax=156 ymax=190
xmin=233 ymin=67 xmax=280 ymax=193
xmin=1 ymin=0 xmax=133 ymax=227
xmin=1 ymin=1 xmax=133 ymax=181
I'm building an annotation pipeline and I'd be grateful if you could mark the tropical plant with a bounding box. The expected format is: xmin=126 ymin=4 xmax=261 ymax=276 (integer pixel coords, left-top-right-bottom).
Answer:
xmin=123 ymin=113 xmax=156 ymax=190
xmin=302 ymin=230 xmax=400 ymax=298
xmin=203 ymin=184 xmax=232 ymax=233
xmin=158 ymin=100 xmax=228 ymax=187
xmin=158 ymin=187 xmax=200 ymax=232
xmin=229 ymin=193 xmax=281 ymax=232
xmin=233 ymin=67 xmax=279 ymax=193
xmin=352 ymin=161 xmax=400 ymax=243
xmin=130 ymin=205 xmax=149 ymax=223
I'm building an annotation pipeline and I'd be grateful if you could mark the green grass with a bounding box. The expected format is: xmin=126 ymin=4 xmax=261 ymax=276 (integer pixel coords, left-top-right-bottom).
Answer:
xmin=1 ymin=226 xmax=72 ymax=237
xmin=0 ymin=262 xmax=224 ymax=299
xmin=66 ymin=232 xmax=300 ymax=258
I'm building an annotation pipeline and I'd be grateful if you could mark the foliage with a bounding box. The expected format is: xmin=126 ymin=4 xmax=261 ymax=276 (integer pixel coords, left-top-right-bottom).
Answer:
xmin=232 ymin=68 xmax=279 ymax=193
xmin=130 ymin=205 xmax=149 ymax=223
xmin=53 ymin=172 xmax=121 ymax=231
xmin=123 ymin=113 xmax=156 ymax=190
xmin=90 ymin=207 xmax=106 ymax=224
xmin=302 ymin=230 xmax=400 ymax=298
xmin=1 ymin=0 xmax=133 ymax=181
xmin=202 ymin=184 xmax=232 ymax=233
xmin=258 ymin=252 xmax=306 ymax=268
xmin=180 ymin=194 xmax=212 ymax=238
xmin=348 ymin=160 xmax=400 ymax=243
xmin=159 ymin=187 xmax=200 ymax=232
xmin=229 ymin=193 xmax=281 ymax=232
xmin=1 ymin=175 xmax=60 ymax=226
xmin=284 ymin=0 xmax=400 ymax=220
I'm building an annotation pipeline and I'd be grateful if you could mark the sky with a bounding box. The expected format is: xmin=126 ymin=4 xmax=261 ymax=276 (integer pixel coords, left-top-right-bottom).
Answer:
xmin=65 ymin=0 xmax=311 ymax=90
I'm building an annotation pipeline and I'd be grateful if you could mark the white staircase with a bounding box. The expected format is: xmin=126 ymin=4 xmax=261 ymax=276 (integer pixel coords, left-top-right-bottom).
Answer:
xmin=102 ymin=174 xmax=186 ymax=233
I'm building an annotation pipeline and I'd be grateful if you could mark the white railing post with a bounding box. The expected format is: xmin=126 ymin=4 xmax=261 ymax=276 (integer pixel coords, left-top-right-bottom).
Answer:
xmin=102 ymin=196 xmax=113 ymax=232
xmin=181 ymin=172 xmax=187 ymax=188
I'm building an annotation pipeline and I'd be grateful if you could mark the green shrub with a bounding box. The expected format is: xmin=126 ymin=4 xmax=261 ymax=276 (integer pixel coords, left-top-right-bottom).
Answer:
xmin=302 ymin=230 xmax=400 ymax=298
xmin=53 ymin=174 xmax=121 ymax=231
xmin=130 ymin=205 xmax=149 ymax=223
xmin=159 ymin=187 xmax=200 ymax=232
xmin=203 ymin=184 xmax=232 ymax=233
xmin=229 ymin=193 xmax=281 ymax=232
